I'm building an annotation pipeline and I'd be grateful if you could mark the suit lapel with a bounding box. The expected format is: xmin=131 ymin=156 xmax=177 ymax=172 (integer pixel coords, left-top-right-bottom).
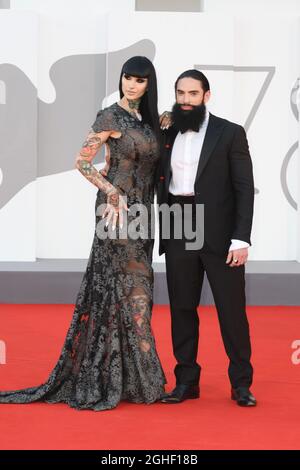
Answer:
xmin=194 ymin=114 xmax=226 ymax=183
xmin=163 ymin=127 xmax=178 ymax=189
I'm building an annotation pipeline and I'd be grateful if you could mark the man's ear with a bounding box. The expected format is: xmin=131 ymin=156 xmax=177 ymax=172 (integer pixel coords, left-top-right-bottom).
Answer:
xmin=204 ymin=90 xmax=211 ymax=104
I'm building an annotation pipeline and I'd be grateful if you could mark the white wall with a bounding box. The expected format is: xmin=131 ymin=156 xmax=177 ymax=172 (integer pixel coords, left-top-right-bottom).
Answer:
xmin=10 ymin=0 xmax=300 ymax=15
xmin=0 ymin=1 xmax=299 ymax=262
xmin=0 ymin=11 xmax=38 ymax=261
xmin=11 ymin=0 xmax=135 ymax=14
xmin=204 ymin=0 xmax=300 ymax=15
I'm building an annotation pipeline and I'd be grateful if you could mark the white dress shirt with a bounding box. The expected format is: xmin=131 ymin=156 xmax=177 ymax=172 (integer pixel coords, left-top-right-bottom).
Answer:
xmin=168 ymin=111 xmax=249 ymax=252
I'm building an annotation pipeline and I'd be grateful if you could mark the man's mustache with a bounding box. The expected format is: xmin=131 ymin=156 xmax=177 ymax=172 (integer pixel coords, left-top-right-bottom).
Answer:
xmin=180 ymin=104 xmax=197 ymax=109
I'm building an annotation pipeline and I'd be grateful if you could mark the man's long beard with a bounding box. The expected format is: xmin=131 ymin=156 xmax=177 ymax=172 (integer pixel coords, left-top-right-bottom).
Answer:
xmin=172 ymin=102 xmax=207 ymax=133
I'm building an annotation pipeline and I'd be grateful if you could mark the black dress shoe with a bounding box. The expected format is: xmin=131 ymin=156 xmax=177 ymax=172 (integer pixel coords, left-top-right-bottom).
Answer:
xmin=231 ymin=387 xmax=257 ymax=407
xmin=160 ymin=384 xmax=200 ymax=404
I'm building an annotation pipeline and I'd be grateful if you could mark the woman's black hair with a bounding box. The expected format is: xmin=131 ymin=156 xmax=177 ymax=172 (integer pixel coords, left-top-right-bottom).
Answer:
xmin=119 ymin=56 xmax=160 ymax=141
xmin=174 ymin=69 xmax=210 ymax=93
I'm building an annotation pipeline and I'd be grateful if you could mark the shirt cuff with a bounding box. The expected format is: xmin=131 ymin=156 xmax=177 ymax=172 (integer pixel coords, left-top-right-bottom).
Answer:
xmin=229 ymin=239 xmax=250 ymax=251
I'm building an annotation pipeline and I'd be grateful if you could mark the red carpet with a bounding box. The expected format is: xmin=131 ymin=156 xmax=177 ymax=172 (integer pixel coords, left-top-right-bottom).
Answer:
xmin=0 ymin=304 xmax=300 ymax=450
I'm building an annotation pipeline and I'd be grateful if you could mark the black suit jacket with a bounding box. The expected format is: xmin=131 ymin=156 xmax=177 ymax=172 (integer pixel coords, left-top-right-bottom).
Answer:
xmin=156 ymin=113 xmax=254 ymax=256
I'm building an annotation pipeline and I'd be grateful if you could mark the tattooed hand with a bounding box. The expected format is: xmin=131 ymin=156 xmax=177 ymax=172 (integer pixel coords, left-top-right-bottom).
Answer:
xmin=102 ymin=189 xmax=129 ymax=231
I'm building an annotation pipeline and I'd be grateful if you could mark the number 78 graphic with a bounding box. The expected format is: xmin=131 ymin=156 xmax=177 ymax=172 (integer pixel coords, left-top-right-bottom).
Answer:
xmin=195 ymin=65 xmax=277 ymax=198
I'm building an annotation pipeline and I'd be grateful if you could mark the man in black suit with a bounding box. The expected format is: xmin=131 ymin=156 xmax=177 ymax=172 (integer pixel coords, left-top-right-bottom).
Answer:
xmin=157 ymin=70 xmax=256 ymax=406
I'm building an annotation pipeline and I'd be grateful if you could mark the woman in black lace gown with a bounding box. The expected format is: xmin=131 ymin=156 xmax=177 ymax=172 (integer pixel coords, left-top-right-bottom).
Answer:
xmin=0 ymin=56 xmax=166 ymax=411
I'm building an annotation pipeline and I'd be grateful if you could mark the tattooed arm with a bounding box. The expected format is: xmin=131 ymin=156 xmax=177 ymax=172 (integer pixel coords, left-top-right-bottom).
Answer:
xmin=75 ymin=128 xmax=128 ymax=228
xmin=75 ymin=129 xmax=116 ymax=194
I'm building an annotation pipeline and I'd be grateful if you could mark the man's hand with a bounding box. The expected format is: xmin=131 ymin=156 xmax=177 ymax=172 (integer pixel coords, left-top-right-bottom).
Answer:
xmin=226 ymin=248 xmax=248 ymax=267
xmin=159 ymin=111 xmax=173 ymax=130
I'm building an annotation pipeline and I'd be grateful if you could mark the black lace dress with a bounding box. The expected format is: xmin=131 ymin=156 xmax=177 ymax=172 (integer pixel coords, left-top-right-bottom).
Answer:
xmin=0 ymin=103 xmax=166 ymax=411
